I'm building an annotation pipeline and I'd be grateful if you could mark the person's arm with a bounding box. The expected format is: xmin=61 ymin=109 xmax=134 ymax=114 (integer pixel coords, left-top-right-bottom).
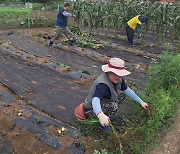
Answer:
xmin=92 ymin=83 xmax=111 ymax=126
xmin=121 ymin=79 xmax=149 ymax=110
xmin=92 ymin=97 xmax=102 ymax=115
xmin=123 ymin=87 xmax=149 ymax=110
xmin=123 ymin=87 xmax=142 ymax=103
xmin=92 ymin=83 xmax=111 ymax=114
xmin=137 ymin=24 xmax=142 ymax=37
xmin=62 ymin=10 xmax=73 ymax=17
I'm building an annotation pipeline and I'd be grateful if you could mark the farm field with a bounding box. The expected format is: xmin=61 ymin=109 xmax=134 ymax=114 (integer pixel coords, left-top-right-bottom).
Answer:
xmin=0 ymin=26 xmax=179 ymax=153
xmin=0 ymin=0 xmax=179 ymax=154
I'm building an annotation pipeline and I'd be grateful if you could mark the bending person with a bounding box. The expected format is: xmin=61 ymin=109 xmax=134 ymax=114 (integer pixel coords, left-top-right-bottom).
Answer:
xmin=126 ymin=15 xmax=148 ymax=47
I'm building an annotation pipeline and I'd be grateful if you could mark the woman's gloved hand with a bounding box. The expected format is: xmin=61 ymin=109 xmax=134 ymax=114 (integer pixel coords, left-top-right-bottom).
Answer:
xmin=97 ymin=112 xmax=111 ymax=126
xmin=140 ymin=101 xmax=149 ymax=110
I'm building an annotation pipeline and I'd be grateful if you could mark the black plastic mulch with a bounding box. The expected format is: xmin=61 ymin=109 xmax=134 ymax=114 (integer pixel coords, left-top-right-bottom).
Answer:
xmin=0 ymin=49 xmax=88 ymax=124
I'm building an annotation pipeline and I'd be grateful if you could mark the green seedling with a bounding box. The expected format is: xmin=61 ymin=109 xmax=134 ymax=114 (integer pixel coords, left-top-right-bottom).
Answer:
xmin=60 ymin=64 xmax=72 ymax=71
xmin=93 ymin=149 xmax=108 ymax=154
xmin=73 ymin=129 xmax=80 ymax=139
xmin=82 ymin=70 xmax=90 ymax=75
xmin=110 ymin=123 xmax=118 ymax=137
xmin=33 ymin=116 xmax=42 ymax=124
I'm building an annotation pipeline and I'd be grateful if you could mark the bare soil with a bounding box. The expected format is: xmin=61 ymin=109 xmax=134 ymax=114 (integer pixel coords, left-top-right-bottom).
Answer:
xmin=147 ymin=108 xmax=180 ymax=154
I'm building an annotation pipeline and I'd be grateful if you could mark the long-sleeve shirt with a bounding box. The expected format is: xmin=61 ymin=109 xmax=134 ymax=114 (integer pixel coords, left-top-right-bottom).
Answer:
xmin=56 ymin=8 xmax=72 ymax=28
xmin=92 ymin=79 xmax=142 ymax=115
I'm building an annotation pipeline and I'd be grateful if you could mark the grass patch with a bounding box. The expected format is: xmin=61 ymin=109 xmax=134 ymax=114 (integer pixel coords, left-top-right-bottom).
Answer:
xmin=0 ymin=7 xmax=56 ymax=28
xmin=0 ymin=8 xmax=29 ymax=29
xmin=127 ymin=47 xmax=180 ymax=153
xmin=0 ymin=8 xmax=28 ymax=13
xmin=31 ymin=17 xmax=55 ymax=28
xmin=32 ymin=2 xmax=63 ymax=11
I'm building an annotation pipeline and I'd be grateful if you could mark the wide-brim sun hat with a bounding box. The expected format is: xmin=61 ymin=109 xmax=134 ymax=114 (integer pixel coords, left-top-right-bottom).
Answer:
xmin=102 ymin=58 xmax=131 ymax=76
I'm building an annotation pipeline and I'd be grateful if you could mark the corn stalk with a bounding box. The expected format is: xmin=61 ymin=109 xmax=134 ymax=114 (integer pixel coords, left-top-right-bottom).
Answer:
xmin=72 ymin=0 xmax=180 ymax=41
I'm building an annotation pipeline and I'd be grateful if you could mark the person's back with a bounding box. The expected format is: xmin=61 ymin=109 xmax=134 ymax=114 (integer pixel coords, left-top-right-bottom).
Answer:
xmin=126 ymin=15 xmax=148 ymax=47
xmin=127 ymin=15 xmax=142 ymax=30
xmin=56 ymin=8 xmax=68 ymax=28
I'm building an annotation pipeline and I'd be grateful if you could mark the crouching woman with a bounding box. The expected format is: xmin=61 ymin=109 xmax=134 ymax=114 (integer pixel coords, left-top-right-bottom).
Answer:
xmin=75 ymin=58 xmax=148 ymax=133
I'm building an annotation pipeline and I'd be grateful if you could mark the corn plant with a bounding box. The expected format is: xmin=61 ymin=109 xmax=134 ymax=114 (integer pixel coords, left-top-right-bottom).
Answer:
xmin=72 ymin=0 xmax=180 ymax=41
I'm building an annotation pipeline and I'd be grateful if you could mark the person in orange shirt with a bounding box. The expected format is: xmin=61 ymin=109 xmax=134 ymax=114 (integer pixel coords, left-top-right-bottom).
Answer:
xmin=126 ymin=15 xmax=148 ymax=47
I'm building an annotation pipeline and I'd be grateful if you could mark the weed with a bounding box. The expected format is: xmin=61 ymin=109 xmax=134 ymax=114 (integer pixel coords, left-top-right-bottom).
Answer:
xmin=80 ymin=119 xmax=100 ymax=135
xmin=117 ymin=143 xmax=124 ymax=154
xmin=0 ymin=8 xmax=29 ymax=29
xmin=33 ymin=115 xmax=42 ymax=124
xmin=62 ymin=26 xmax=103 ymax=49
xmin=94 ymin=144 xmax=124 ymax=154
xmin=60 ymin=64 xmax=72 ymax=71
xmin=82 ymin=70 xmax=91 ymax=75
xmin=36 ymin=32 xmax=48 ymax=37
xmin=93 ymin=149 xmax=108 ymax=154
xmin=73 ymin=129 xmax=81 ymax=139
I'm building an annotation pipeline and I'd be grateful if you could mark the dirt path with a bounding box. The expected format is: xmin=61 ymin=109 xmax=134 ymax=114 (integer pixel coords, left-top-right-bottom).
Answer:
xmin=147 ymin=108 xmax=180 ymax=154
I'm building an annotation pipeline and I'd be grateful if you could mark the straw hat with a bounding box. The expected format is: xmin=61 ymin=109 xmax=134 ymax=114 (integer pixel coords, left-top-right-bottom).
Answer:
xmin=102 ymin=58 xmax=130 ymax=76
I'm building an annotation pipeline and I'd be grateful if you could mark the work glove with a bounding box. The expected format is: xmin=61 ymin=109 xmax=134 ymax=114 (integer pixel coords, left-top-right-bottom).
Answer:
xmin=97 ymin=112 xmax=110 ymax=126
xmin=72 ymin=15 xmax=76 ymax=18
xmin=140 ymin=101 xmax=149 ymax=110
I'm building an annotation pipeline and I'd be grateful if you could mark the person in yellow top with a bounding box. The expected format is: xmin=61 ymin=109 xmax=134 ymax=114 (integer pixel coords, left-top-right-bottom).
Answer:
xmin=126 ymin=15 xmax=148 ymax=47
